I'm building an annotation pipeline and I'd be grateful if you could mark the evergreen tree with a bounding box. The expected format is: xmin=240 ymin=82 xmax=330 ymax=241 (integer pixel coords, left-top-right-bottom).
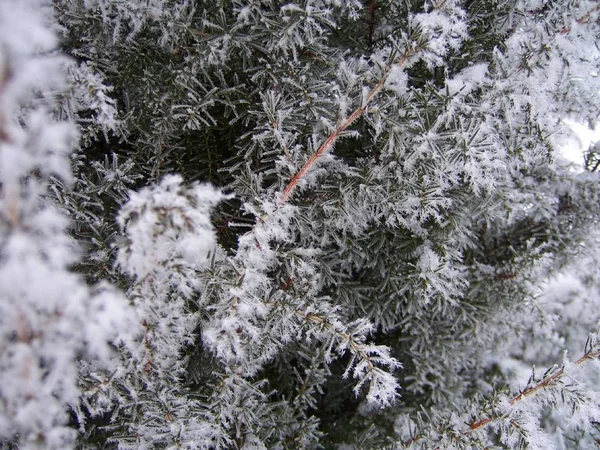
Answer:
xmin=1 ymin=0 xmax=600 ymax=448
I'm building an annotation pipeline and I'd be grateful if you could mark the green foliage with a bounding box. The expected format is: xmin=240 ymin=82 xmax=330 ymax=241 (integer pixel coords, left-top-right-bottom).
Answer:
xmin=26 ymin=0 xmax=600 ymax=448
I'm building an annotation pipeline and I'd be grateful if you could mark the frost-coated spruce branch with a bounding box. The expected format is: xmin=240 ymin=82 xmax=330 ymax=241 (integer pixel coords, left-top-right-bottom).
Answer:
xmin=3 ymin=0 xmax=600 ymax=448
xmin=559 ymin=4 xmax=600 ymax=34
xmin=280 ymin=46 xmax=417 ymax=203
xmin=200 ymin=0 xmax=468 ymax=414
xmin=467 ymin=344 xmax=600 ymax=434
xmin=394 ymin=334 xmax=600 ymax=449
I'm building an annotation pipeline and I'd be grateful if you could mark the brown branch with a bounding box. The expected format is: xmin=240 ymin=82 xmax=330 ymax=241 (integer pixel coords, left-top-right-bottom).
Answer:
xmin=467 ymin=347 xmax=600 ymax=433
xmin=0 ymin=60 xmax=20 ymax=227
xmin=399 ymin=346 xmax=600 ymax=448
xmin=279 ymin=49 xmax=414 ymax=203
xmin=559 ymin=5 xmax=600 ymax=35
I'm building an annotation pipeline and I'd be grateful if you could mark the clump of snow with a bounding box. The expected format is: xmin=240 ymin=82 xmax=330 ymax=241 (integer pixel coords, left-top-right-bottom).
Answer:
xmin=446 ymin=63 xmax=488 ymax=96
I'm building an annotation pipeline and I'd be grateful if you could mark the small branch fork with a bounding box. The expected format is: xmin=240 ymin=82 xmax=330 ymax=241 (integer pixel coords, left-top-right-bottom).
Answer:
xmin=294 ymin=309 xmax=377 ymax=372
xmin=279 ymin=49 xmax=414 ymax=203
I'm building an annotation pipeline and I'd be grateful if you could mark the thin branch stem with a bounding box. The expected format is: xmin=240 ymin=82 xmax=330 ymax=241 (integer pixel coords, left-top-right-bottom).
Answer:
xmin=467 ymin=347 xmax=600 ymax=433
xmin=399 ymin=345 xmax=600 ymax=448
xmin=279 ymin=49 xmax=414 ymax=203
xmin=559 ymin=5 xmax=600 ymax=34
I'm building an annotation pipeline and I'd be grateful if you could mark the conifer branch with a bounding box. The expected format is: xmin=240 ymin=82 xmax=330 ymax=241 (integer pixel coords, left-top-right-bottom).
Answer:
xmin=280 ymin=48 xmax=416 ymax=203
xmin=21 ymin=0 xmax=600 ymax=447
xmin=399 ymin=342 xmax=600 ymax=448
xmin=294 ymin=309 xmax=375 ymax=369
xmin=466 ymin=346 xmax=600 ymax=433
xmin=559 ymin=5 xmax=600 ymax=35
